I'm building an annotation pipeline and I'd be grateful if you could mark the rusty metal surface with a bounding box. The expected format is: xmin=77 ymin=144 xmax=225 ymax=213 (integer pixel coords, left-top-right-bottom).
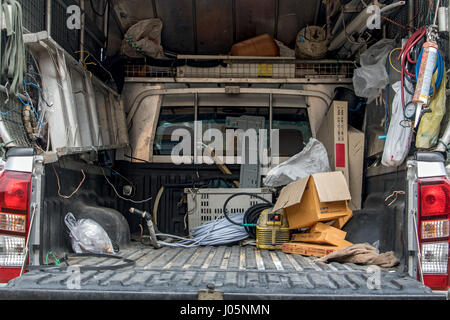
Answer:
xmin=195 ymin=0 xmax=234 ymax=54
xmin=156 ymin=0 xmax=196 ymax=54
xmin=112 ymin=0 xmax=320 ymax=54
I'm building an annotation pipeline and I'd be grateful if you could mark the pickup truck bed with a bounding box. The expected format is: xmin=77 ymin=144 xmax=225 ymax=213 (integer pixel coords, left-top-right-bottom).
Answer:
xmin=0 ymin=244 xmax=444 ymax=300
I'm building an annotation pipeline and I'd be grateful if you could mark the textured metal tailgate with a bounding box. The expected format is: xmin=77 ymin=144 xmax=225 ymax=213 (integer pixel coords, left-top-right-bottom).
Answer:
xmin=0 ymin=245 xmax=444 ymax=300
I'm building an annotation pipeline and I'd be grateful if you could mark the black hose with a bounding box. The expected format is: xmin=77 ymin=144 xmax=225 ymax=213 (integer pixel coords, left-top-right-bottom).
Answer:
xmin=243 ymin=203 xmax=273 ymax=239
xmin=222 ymin=192 xmax=273 ymax=238
xmin=29 ymin=253 xmax=135 ymax=271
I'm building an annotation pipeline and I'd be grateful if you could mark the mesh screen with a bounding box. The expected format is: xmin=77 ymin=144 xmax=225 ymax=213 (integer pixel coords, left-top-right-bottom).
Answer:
xmin=17 ymin=0 xmax=46 ymax=33
xmin=0 ymin=92 xmax=31 ymax=147
xmin=51 ymin=0 xmax=81 ymax=59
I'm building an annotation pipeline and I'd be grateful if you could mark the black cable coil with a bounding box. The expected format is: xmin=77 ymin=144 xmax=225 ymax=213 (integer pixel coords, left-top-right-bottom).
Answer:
xmin=222 ymin=192 xmax=273 ymax=239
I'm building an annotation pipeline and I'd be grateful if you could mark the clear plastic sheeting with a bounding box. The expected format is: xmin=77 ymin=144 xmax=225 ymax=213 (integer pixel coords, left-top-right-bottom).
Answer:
xmin=263 ymin=138 xmax=331 ymax=187
xmin=64 ymin=212 xmax=115 ymax=255
xmin=353 ymin=39 xmax=395 ymax=102
xmin=382 ymin=81 xmax=413 ymax=167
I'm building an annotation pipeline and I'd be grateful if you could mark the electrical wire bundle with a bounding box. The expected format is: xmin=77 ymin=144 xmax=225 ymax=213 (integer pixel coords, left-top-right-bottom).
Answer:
xmin=155 ymin=214 xmax=249 ymax=247
xmin=389 ymin=32 xmax=444 ymax=110
xmin=151 ymin=193 xmax=273 ymax=247
xmin=398 ymin=27 xmax=427 ymax=109
xmin=0 ymin=0 xmax=25 ymax=95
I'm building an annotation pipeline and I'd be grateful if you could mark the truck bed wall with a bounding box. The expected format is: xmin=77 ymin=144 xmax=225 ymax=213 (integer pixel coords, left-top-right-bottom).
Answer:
xmin=344 ymin=170 xmax=407 ymax=270
xmin=40 ymin=163 xmax=117 ymax=260
xmin=41 ymin=160 xmax=407 ymax=269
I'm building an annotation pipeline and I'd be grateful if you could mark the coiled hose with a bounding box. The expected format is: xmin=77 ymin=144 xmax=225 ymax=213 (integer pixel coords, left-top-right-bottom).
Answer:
xmin=222 ymin=192 xmax=273 ymax=239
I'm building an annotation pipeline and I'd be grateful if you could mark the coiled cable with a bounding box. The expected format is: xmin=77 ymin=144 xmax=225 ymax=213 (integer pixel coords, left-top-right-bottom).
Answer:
xmin=222 ymin=192 xmax=273 ymax=238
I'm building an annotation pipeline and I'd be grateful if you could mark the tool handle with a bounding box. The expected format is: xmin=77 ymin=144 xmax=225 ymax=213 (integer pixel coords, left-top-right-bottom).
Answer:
xmin=129 ymin=207 xmax=152 ymax=221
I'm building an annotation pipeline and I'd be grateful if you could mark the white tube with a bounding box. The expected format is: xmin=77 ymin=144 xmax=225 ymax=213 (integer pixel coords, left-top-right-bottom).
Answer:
xmin=438 ymin=7 xmax=448 ymax=32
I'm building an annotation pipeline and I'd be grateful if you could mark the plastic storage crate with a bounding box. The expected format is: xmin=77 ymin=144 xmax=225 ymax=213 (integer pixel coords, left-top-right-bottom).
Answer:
xmin=184 ymin=188 xmax=273 ymax=230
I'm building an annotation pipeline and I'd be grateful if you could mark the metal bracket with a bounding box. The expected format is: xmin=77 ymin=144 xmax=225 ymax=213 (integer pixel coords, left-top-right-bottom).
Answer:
xmin=225 ymin=86 xmax=240 ymax=94
xmin=198 ymin=284 xmax=224 ymax=300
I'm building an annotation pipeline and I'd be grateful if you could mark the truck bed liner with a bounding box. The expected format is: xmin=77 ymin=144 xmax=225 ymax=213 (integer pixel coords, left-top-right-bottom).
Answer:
xmin=0 ymin=245 xmax=444 ymax=300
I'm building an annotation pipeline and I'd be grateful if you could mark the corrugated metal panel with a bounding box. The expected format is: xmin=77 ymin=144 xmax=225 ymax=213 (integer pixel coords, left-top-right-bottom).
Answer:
xmin=195 ymin=0 xmax=233 ymax=54
xmin=1 ymin=245 xmax=441 ymax=299
xmin=115 ymin=0 xmax=320 ymax=54
xmin=235 ymin=0 xmax=276 ymax=42
xmin=277 ymin=0 xmax=317 ymax=47
xmin=156 ymin=0 xmax=196 ymax=54
xmin=51 ymin=0 xmax=80 ymax=58
xmin=114 ymin=162 xmax=240 ymax=236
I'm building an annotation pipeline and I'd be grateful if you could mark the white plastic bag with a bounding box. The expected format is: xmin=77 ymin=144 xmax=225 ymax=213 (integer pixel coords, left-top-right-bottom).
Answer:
xmin=353 ymin=39 xmax=395 ymax=102
xmin=121 ymin=19 xmax=163 ymax=58
xmin=382 ymin=81 xmax=413 ymax=167
xmin=64 ymin=212 xmax=115 ymax=254
xmin=263 ymin=138 xmax=331 ymax=187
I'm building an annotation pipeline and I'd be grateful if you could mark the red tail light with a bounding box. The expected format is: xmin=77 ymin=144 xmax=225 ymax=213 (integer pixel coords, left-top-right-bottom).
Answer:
xmin=418 ymin=176 xmax=450 ymax=291
xmin=0 ymin=170 xmax=32 ymax=283
xmin=419 ymin=178 xmax=450 ymax=217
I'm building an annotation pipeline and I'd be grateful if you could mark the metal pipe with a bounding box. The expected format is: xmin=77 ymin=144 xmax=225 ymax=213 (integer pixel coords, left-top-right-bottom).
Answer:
xmin=408 ymin=0 xmax=414 ymax=34
xmin=126 ymin=88 xmax=332 ymax=126
xmin=313 ymin=0 xmax=321 ymax=26
xmin=194 ymin=92 xmax=198 ymax=162
xmin=103 ymin=0 xmax=109 ymax=44
xmin=0 ymin=85 xmax=32 ymax=103
xmin=269 ymin=93 xmax=273 ymax=162
xmin=80 ymin=0 xmax=85 ymax=63
xmin=433 ymin=0 xmax=441 ymax=26
xmin=46 ymin=0 xmax=52 ymax=35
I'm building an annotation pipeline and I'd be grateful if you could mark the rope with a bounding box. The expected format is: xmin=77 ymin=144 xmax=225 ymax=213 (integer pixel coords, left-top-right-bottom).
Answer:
xmin=52 ymin=165 xmax=86 ymax=199
xmin=384 ymin=190 xmax=405 ymax=206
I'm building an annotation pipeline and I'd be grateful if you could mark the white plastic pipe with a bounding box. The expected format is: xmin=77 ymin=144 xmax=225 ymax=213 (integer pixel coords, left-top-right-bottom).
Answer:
xmin=329 ymin=1 xmax=405 ymax=51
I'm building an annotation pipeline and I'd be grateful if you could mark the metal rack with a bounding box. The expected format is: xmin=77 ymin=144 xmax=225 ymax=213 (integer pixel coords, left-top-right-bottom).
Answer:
xmin=124 ymin=56 xmax=355 ymax=83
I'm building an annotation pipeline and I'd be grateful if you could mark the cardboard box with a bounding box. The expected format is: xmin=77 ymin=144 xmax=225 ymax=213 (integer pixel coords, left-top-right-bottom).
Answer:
xmin=348 ymin=126 xmax=365 ymax=210
xmin=331 ymin=210 xmax=353 ymax=229
xmin=291 ymin=232 xmax=344 ymax=246
xmin=317 ymin=101 xmax=349 ymax=183
xmin=292 ymin=222 xmax=350 ymax=246
xmin=273 ymin=171 xmax=352 ymax=229
xmin=310 ymin=222 xmax=347 ymax=239
xmin=282 ymin=241 xmax=351 ymax=258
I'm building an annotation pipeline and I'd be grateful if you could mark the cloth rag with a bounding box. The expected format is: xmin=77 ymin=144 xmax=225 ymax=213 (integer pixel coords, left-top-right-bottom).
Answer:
xmin=317 ymin=243 xmax=399 ymax=268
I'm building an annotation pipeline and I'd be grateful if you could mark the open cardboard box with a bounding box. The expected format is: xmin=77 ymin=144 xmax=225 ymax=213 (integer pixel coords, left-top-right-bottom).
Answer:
xmin=273 ymin=171 xmax=352 ymax=229
xmin=282 ymin=242 xmax=351 ymax=258
xmin=292 ymin=222 xmax=348 ymax=245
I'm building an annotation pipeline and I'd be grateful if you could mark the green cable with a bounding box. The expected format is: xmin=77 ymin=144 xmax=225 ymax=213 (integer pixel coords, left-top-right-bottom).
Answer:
xmin=438 ymin=139 xmax=450 ymax=151
xmin=242 ymin=223 xmax=257 ymax=227
xmin=45 ymin=251 xmax=61 ymax=266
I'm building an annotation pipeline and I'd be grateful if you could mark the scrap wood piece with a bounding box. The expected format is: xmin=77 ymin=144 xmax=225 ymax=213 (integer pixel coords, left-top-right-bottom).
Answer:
xmin=204 ymin=144 xmax=239 ymax=187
